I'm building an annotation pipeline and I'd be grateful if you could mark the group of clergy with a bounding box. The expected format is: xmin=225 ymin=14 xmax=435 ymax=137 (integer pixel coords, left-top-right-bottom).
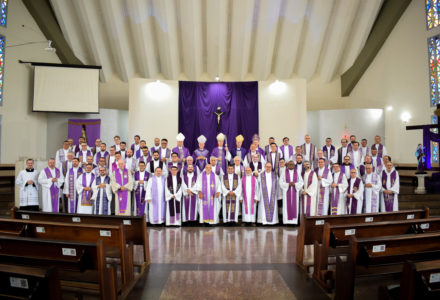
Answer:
xmin=15 ymin=131 xmax=400 ymax=225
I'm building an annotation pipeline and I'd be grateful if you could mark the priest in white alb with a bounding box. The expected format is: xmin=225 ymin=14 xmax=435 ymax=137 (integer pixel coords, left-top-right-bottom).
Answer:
xmin=197 ymin=164 xmax=222 ymax=224
xmin=165 ymin=166 xmax=182 ymax=226
xmin=315 ymin=158 xmax=333 ymax=216
xmin=279 ymin=161 xmax=304 ymax=224
xmin=16 ymin=158 xmax=39 ymax=211
xmin=182 ymin=164 xmax=199 ymax=223
xmin=76 ymin=163 xmax=95 ymax=214
xmin=145 ymin=166 xmax=167 ymax=224
xmin=362 ymin=163 xmax=381 ymax=213
xmin=329 ymin=163 xmax=348 ymax=215
xmin=63 ymin=158 xmax=83 ymax=213
xmin=241 ymin=166 xmax=259 ymax=223
xmin=222 ymin=164 xmax=242 ymax=223
xmin=301 ymin=161 xmax=318 ymax=217
xmin=133 ymin=161 xmax=150 ymax=218
xmin=91 ymin=166 xmax=112 ymax=215
xmin=346 ymin=168 xmax=364 ymax=214
xmin=111 ymin=160 xmax=134 ymax=216
xmin=381 ymin=161 xmax=400 ymax=212
xmin=258 ymin=162 xmax=279 ymax=225
xmin=38 ymin=158 xmax=64 ymax=212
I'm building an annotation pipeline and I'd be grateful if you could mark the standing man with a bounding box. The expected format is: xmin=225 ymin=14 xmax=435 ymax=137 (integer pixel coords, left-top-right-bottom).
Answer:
xmin=266 ymin=143 xmax=281 ymax=176
xmin=346 ymin=168 xmax=364 ymax=214
xmin=241 ymin=166 xmax=259 ymax=224
xmin=279 ymin=161 xmax=304 ymax=224
xmin=91 ymin=139 xmax=101 ymax=156
xmin=182 ymin=164 xmax=199 ymax=223
xmin=147 ymin=151 xmax=166 ymax=176
xmin=130 ymin=135 xmax=141 ymax=158
xmin=197 ymin=164 xmax=222 ymax=224
xmin=172 ymin=133 xmax=191 ymax=163
xmin=315 ymin=158 xmax=333 ymax=216
xmin=301 ymin=161 xmax=318 ymax=217
xmin=150 ymin=137 xmax=161 ymax=156
xmin=16 ymin=159 xmax=39 ymax=211
xmin=348 ymin=141 xmax=363 ymax=169
xmin=38 ymin=158 xmax=64 ymax=212
xmin=165 ymin=166 xmax=182 ymax=226
xmin=77 ymin=142 xmax=92 ymax=164
xmin=337 ymin=138 xmax=349 ymax=165
xmin=111 ymin=160 xmax=134 ymax=216
xmin=381 ymin=161 xmax=400 ymax=212
xmin=341 ymin=156 xmax=356 ymax=179
xmin=371 ymin=135 xmax=387 ymax=158
xmin=222 ymin=164 xmax=242 ymax=224
xmin=91 ymin=166 xmax=112 ymax=215
xmin=360 ymin=139 xmax=370 ymax=157
xmin=300 ymin=135 xmax=317 ymax=168
xmin=193 ymin=135 xmax=209 ymax=173
xmin=133 ymin=161 xmax=149 ymax=218
xmin=370 ymin=148 xmax=384 ymax=174
xmin=94 ymin=142 xmax=109 ymax=166
xmin=280 ymin=137 xmax=294 ymax=162
xmin=362 ymin=164 xmax=381 ymax=213
xmin=76 ymin=163 xmax=95 ymax=214
xmin=145 ymin=167 xmax=167 ymax=225
xmin=230 ymin=134 xmax=247 ymax=161
xmin=55 ymin=140 xmax=70 ymax=170
xmin=211 ymin=133 xmax=231 ymax=174
xmin=159 ymin=139 xmax=172 ymax=163
xmin=258 ymin=162 xmax=279 ymax=225
xmin=124 ymin=149 xmax=137 ymax=173
xmin=232 ymin=156 xmax=245 ymax=178
xmin=61 ymin=151 xmax=75 ymax=178
xmin=329 ymin=163 xmax=348 ymax=215
xmin=113 ymin=135 xmax=121 ymax=152
xmin=322 ymin=137 xmax=337 ymax=165
xmin=63 ymin=158 xmax=83 ymax=213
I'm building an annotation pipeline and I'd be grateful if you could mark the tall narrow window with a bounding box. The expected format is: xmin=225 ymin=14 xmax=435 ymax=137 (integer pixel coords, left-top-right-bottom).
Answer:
xmin=0 ymin=35 xmax=4 ymax=106
xmin=428 ymin=35 xmax=440 ymax=106
xmin=427 ymin=0 xmax=440 ymax=29
xmin=433 ymin=115 xmax=439 ymax=165
xmin=0 ymin=0 xmax=7 ymax=27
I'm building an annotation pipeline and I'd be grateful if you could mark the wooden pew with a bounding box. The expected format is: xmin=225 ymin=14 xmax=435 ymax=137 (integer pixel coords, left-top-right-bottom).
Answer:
xmin=0 ymin=264 xmax=61 ymax=300
xmin=11 ymin=208 xmax=150 ymax=268
xmin=378 ymin=260 xmax=440 ymax=300
xmin=295 ymin=208 xmax=430 ymax=269
xmin=0 ymin=235 xmax=117 ymax=300
xmin=0 ymin=218 xmax=133 ymax=294
xmin=335 ymin=232 xmax=440 ymax=300
xmin=314 ymin=217 xmax=440 ymax=290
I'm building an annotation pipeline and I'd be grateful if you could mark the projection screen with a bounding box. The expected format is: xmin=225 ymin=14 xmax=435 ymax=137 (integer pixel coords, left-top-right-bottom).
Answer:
xmin=33 ymin=64 xmax=100 ymax=113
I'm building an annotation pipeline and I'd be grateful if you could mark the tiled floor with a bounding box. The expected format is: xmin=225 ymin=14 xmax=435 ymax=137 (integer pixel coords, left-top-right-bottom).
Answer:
xmin=127 ymin=226 xmax=328 ymax=300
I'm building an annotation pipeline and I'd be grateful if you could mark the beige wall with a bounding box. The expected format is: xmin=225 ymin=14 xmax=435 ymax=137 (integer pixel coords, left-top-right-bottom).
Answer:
xmin=0 ymin=0 xmax=60 ymax=163
xmin=308 ymin=0 xmax=437 ymax=163
xmin=128 ymin=78 xmax=307 ymax=147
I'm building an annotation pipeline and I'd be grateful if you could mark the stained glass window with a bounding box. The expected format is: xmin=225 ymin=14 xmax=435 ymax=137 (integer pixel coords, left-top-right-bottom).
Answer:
xmin=428 ymin=35 xmax=440 ymax=106
xmin=0 ymin=35 xmax=4 ymax=106
xmin=0 ymin=0 xmax=7 ymax=27
xmin=433 ymin=115 xmax=439 ymax=164
xmin=427 ymin=0 xmax=440 ymax=29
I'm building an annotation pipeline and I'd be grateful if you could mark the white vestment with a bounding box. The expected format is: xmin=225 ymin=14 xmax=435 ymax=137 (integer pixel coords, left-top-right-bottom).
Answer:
xmin=165 ymin=175 xmax=182 ymax=226
xmin=380 ymin=168 xmax=400 ymax=212
xmin=302 ymin=170 xmax=318 ymax=216
xmin=63 ymin=167 xmax=82 ymax=213
xmin=279 ymin=169 xmax=304 ymax=224
xmin=330 ymin=172 xmax=348 ymax=215
xmin=221 ymin=174 xmax=242 ymax=223
xmin=257 ymin=172 xmax=279 ymax=225
xmin=362 ymin=172 xmax=381 ymax=213
xmin=196 ymin=172 xmax=222 ymax=224
xmin=76 ymin=172 xmax=95 ymax=214
xmin=346 ymin=177 xmax=364 ymax=214
xmin=133 ymin=171 xmax=148 ymax=220
xmin=315 ymin=167 xmax=333 ymax=216
xmin=16 ymin=170 xmax=39 ymax=207
xmin=145 ymin=175 xmax=166 ymax=224
xmin=181 ymin=172 xmax=199 ymax=222
xmin=55 ymin=148 xmax=68 ymax=169
xmin=111 ymin=169 xmax=134 ymax=216
xmin=91 ymin=175 xmax=112 ymax=215
xmin=38 ymin=168 xmax=64 ymax=212
xmin=241 ymin=175 xmax=259 ymax=223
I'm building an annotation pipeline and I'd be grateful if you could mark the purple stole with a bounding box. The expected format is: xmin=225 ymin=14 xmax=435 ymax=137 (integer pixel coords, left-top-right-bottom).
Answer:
xmin=359 ymin=164 xmax=376 ymax=177
xmin=80 ymin=173 xmax=95 ymax=206
xmin=183 ymin=172 xmax=198 ymax=221
xmin=62 ymin=160 xmax=71 ymax=177
xmin=213 ymin=164 xmax=221 ymax=176
xmin=95 ymin=151 xmax=109 ymax=165
xmin=193 ymin=148 xmax=209 ymax=171
xmin=382 ymin=170 xmax=397 ymax=212
xmin=242 ymin=175 xmax=256 ymax=215
xmin=44 ymin=167 xmax=61 ymax=212
xmin=131 ymin=143 xmax=141 ymax=158
xmin=246 ymin=152 xmax=261 ymax=164
xmin=295 ymin=164 xmax=305 ymax=177
xmin=202 ymin=172 xmax=216 ymax=222
xmin=167 ymin=175 xmax=182 ymax=224
xmin=316 ymin=167 xmax=330 ymax=215
xmin=373 ymin=156 xmax=382 ymax=171
xmin=346 ymin=177 xmax=361 ymax=214
xmin=302 ymin=171 xmax=315 ymax=216
xmin=257 ymin=147 xmax=265 ymax=158
xmin=68 ymin=168 xmax=83 ymax=213
xmin=360 ymin=147 xmax=370 ymax=157
xmin=341 ymin=164 xmax=355 ymax=177
xmin=112 ymin=162 xmax=118 ymax=173
xmin=330 ymin=172 xmax=344 ymax=215
xmin=301 ymin=144 xmax=316 ymax=162
xmin=322 ymin=145 xmax=335 ymax=161
xmin=134 ymin=171 xmax=149 ymax=216
xmin=223 ymin=174 xmax=239 ymax=221
xmin=95 ymin=176 xmax=110 ymax=215
xmin=167 ymin=162 xmax=182 ymax=172
xmin=372 ymin=143 xmax=384 ymax=158
xmin=160 ymin=148 xmax=171 ymax=160
xmin=152 ymin=176 xmax=166 ymax=223
xmin=115 ymin=168 xmax=129 ymax=214
xmin=78 ymin=150 xmax=92 ymax=162
xmin=249 ymin=161 xmax=262 ymax=172
xmin=285 ymin=169 xmax=298 ymax=220
xmin=267 ymin=152 xmax=280 ymax=175
xmin=280 ymin=145 xmax=294 ymax=160
xmin=173 ymin=147 xmax=189 ymax=160
xmin=363 ymin=173 xmax=379 ymax=212
xmin=149 ymin=160 xmax=163 ymax=173
xmin=261 ymin=172 xmax=277 ymax=222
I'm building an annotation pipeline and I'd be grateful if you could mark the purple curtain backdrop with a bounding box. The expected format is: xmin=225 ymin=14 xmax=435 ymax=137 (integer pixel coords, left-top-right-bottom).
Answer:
xmin=178 ymin=81 xmax=259 ymax=153
xmin=423 ymin=125 xmax=440 ymax=169
xmin=68 ymin=119 xmax=101 ymax=147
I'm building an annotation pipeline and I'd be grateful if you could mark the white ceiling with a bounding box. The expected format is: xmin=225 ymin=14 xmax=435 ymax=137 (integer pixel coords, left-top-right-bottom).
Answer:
xmin=50 ymin=0 xmax=383 ymax=83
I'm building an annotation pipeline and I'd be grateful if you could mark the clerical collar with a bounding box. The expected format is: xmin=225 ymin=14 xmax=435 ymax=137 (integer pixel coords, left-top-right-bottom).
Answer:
xmin=26 ymin=168 xmax=34 ymax=172
xmin=297 ymin=162 xmax=302 ymax=165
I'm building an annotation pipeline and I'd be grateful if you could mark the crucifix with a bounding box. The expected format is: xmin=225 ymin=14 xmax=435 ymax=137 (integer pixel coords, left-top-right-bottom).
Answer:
xmin=406 ymin=104 xmax=440 ymax=170
xmin=214 ymin=106 xmax=224 ymax=133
